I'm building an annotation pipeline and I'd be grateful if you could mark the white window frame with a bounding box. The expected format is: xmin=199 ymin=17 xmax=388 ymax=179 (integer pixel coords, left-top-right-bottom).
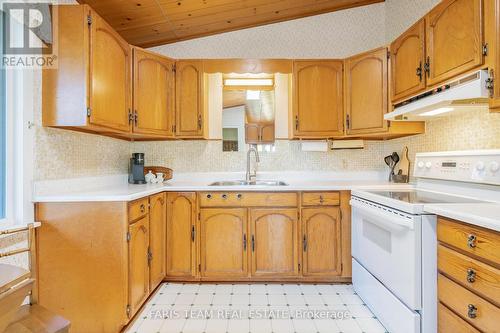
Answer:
xmin=0 ymin=11 xmax=35 ymax=227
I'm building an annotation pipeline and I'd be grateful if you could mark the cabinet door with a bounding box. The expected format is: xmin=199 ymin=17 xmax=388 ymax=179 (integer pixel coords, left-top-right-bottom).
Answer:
xmin=175 ymin=60 xmax=204 ymax=137
xmin=128 ymin=216 xmax=150 ymax=316
xmin=89 ymin=12 xmax=131 ymax=132
xmin=250 ymin=209 xmax=299 ymax=277
xmin=149 ymin=193 xmax=166 ymax=289
xmin=133 ymin=48 xmax=175 ymax=137
xmin=426 ymin=0 xmax=483 ymax=86
xmin=302 ymin=207 xmax=342 ymax=277
xmin=166 ymin=193 xmax=197 ymax=278
xmin=200 ymin=208 xmax=248 ymax=278
xmin=390 ymin=19 xmax=426 ymax=103
xmin=490 ymin=0 xmax=500 ymax=110
xmin=345 ymin=48 xmax=388 ymax=135
xmin=260 ymin=124 xmax=275 ymax=143
xmin=245 ymin=124 xmax=260 ymax=144
xmin=293 ymin=61 xmax=344 ymax=138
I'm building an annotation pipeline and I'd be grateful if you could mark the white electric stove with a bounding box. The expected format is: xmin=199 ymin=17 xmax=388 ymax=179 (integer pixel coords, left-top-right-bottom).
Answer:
xmin=350 ymin=150 xmax=500 ymax=333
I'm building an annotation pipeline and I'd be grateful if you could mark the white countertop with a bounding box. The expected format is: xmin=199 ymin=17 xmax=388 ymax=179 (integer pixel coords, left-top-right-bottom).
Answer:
xmin=33 ymin=171 xmax=412 ymax=203
xmin=424 ymin=203 xmax=500 ymax=232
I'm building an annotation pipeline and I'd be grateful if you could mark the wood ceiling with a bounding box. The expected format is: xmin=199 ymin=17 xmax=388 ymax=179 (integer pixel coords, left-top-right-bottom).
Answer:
xmin=76 ymin=0 xmax=384 ymax=48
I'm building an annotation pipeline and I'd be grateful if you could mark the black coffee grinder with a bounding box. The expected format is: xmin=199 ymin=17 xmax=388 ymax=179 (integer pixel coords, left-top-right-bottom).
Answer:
xmin=128 ymin=153 xmax=147 ymax=184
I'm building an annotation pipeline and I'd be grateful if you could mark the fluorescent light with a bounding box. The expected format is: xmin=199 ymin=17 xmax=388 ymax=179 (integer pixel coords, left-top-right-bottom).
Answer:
xmin=418 ymin=107 xmax=455 ymax=116
xmin=246 ymin=90 xmax=260 ymax=100
xmin=224 ymin=79 xmax=273 ymax=86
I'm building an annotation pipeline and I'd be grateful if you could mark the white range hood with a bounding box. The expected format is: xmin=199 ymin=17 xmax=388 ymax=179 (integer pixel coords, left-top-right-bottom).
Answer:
xmin=385 ymin=70 xmax=491 ymax=121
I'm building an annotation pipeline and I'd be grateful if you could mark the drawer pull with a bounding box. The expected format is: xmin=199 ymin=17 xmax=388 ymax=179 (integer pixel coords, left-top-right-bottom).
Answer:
xmin=206 ymin=194 xmax=212 ymax=199
xmin=251 ymin=235 xmax=255 ymax=252
xmin=191 ymin=225 xmax=195 ymax=242
xmin=319 ymin=195 xmax=324 ymax=204
xmin=140 ymin=204 xmax=146 ymax=213
xmin=243 ymin=234 xmax=247 ymax=251
xmin=303 ymin=235 xmax=307 ymax=252
xmin=221 ymin=194 xmax=228 ymax=200
xmin=467 ymin=234 xmax=477 ymax=248
xmin=237 ymin=194 xmax=242 ymax=200
xmin=467 ymin=268 xmax=476 ymax=283
xmin=467 ymin=304 xmax=478 ymax=319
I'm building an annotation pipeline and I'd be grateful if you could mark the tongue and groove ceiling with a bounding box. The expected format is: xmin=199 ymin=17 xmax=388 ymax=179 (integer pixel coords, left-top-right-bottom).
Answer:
xmin=76 ymin=0 xmax=384 ymax=48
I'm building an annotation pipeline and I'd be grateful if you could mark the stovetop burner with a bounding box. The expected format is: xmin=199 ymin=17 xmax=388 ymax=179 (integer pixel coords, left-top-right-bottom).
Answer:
xmin=364 ymin=190 xmax=483 ymax=205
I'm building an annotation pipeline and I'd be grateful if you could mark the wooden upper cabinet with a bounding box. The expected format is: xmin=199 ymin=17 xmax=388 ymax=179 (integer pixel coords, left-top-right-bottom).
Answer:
xmin=425 ymin=0 xmax=484 ymax=86
xmin=133 ymin=48 xmax=175 ymax=137
xmin=250 ymin=209 xmax=299 ymax=277
xmin=166 ymin=192 xmax=197 ymax=278
xmin=89 ymin=12 xmax=131 ymax=132
xmin=345 ymin=48 xmax=388 ymax=135
xmin=200 ymin=208 xmax=248 ymax=278
xmin=128 ymin=216 xmax=150 ymax=316
xmin=149 ymin=193 xmax=166 ymax=289
xmin=302 ymin=207 xmax=342 ymax=277
xmin=390 ymin=19 xmax=426 ymax=103
xmin=489 ymin=0 xmax=500 ymax=111
xmin=43 ymin=5 xmax=131 ymax=135
xmin=293 ymin=61 xmax=344 ymax=138
xmin=175 ymin=60 xmax=205 ymax=138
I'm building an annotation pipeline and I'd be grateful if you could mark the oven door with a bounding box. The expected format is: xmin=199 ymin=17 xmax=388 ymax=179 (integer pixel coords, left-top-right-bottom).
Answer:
xmin=351 ymin=196 xmax=422 ymax=310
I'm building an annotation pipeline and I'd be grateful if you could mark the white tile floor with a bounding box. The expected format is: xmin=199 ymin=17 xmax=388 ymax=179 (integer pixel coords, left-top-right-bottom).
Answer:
xmin=126 ymin=283 xmax=388 ymax=333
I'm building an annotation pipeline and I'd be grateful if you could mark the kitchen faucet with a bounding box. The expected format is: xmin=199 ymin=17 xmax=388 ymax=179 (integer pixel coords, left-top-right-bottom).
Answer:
xmin=246 ymin=145 xmax=260 ymax=182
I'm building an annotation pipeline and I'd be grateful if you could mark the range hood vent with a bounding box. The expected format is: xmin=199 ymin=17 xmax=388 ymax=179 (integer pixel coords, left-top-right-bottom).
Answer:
xmin=386 ymin=70 xmax=491 ymax=121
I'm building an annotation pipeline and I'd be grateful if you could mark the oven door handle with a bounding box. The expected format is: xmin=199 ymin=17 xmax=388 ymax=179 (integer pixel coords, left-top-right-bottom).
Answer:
xmin=350 ymin=200 xmax=415 ymax=231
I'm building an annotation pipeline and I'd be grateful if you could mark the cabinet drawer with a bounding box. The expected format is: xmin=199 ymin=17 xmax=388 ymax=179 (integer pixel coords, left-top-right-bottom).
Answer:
xmin=129 ymin=198 xmax=149 ymax=222
xmin=438 ymin=302 xmax=480 ymax=333
xmin=301 ymin=192 xmax=340 ymax=206
xmin=199 ymin=192 xmax=298 ymax=207
xmin=438 ymin=218 xmax=500 ymax=265
xmin=438 ymin=274 xmax=500 ymax=333
xmin=438 ymin=245 xmax=500 ymax=305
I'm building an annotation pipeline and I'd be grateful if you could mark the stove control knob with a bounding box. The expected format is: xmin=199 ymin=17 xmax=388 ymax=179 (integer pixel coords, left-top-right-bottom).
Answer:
xmin=490 ymin=162 xmax=500 ymax=173
xmin=425 ymin=162 xmax=432 ymax=169
xmin=417 ymin=161 xmax=425 ymax=169
xmin=475 ymin=161 xmax=485 ymax=171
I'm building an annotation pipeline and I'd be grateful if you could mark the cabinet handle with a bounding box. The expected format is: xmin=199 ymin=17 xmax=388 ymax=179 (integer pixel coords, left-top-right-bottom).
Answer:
xmin=416 ymin=61 xmax=423 ymax=82
xmin=467 ymin=234 xmax=477 ymax=248
xmin=251 ymin=235 xmax=255 ymax=252
xmin=206 ymin=194 xmax=212 ymax=199
xmin=295 ymin=116 xmax=299 ymax=131
xmin=191 ymin=225 xmax=195 ymax=242
xmin=303 ymin=235 xmax=307 ymax=252
xmin=243 ymin=234 xmax=247 ymax=251
xmin=467 ymin=304 xmax=477 ymax=319
xmin=319 ymin=195 xmax=324 ymax=204
xmin=198 ymin=114 xmax=202 ymax=130
xmin=237 ymin=194 xmax=243 ymax=200
xmin=221 ymin=194 xmax=228 ymax=200
xmin=134 ymin=110 xmax=138 ymax=126
xmin=140 ymin=204 xmax=146 ymax=213
xmin=346 ymin=114 xmax=350 ymax=130
xmin=467 ymin=268 xmax=476 ymax=283
xmin=424 ymin=57 xmax=430 ymax=78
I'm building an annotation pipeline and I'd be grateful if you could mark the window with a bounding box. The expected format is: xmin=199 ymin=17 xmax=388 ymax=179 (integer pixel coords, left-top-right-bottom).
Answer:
xmin=0 ymin=11 xmax=5 ymax=220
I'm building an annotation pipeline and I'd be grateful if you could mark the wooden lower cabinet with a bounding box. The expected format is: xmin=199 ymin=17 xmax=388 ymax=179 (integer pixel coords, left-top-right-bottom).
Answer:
xmin=149 ymin=193 xmax=167 ymax=289
xmin=128 ymin=216 xmax=150 ymax=316
xmin=437 ymin=217 xmax=500 ymax=333
xmin=250 ymin=209 xmax=299 ymax=277
xmin=200 ymin=208 xmax=248 ymax=278
xmin=302 ymin=207 xmax=342 ymax=277
xmin=166 ymin=192 xmax=197 ymax=279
